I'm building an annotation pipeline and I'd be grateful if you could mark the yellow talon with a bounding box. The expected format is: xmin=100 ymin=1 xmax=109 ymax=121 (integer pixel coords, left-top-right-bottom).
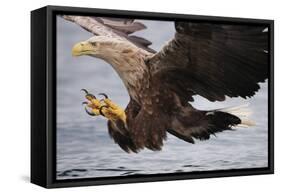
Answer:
xmin=103 ymin=98 xmax=120 ymax=110
xmin=82 ymin=89 xmax=102 ymax=116
xmin=82 ymin=90 xmax=126 ymax=124
xmin=88 ymin=98 xmax=102 ymax=109
xmin=100 ymin=104 xmax=127 ymax=124
xmin=91 ymin=108 xmax=101 ymax=115
xmin=98 ymin=93 xmax=126 ymax=123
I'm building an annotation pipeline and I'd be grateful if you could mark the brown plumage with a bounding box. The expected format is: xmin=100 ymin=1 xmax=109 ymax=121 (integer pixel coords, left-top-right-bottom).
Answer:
xmin=64 ymin=16 xmax=269 ymax=153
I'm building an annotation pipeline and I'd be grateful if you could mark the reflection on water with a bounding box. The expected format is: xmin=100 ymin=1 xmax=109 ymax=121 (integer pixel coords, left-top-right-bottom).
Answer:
xmin=56 ymin=16 xmax=268 ymax=180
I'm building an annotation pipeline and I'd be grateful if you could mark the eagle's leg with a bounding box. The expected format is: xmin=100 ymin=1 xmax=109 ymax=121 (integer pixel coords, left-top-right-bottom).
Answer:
xmin=81 ymin=89 xmax=102 ymax=116
xmin=99 ymin=93 xmax=127 ymax=124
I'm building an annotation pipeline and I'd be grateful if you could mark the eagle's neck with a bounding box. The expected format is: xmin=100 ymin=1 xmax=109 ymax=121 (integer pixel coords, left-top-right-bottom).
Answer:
xmin=103 ymin=47 xmax=150 ymax=102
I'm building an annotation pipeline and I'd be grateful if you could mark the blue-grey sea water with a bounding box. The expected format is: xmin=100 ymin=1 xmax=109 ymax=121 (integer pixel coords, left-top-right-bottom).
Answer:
xmin=56 ymin=16 xmax=268 ymax=180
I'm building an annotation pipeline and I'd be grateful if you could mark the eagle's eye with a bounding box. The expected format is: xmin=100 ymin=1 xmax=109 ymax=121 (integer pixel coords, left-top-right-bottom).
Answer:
xmin=91 ymin=42 xmax=97 ymax=47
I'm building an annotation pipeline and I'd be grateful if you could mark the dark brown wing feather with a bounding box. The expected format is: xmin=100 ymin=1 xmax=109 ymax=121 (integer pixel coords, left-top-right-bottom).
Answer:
xmin=96 ymin=17 xmax=156 ymax=53
xmin=149 ymin=21 xmax=269 ymax=102
xmin=98 ymin=17 xmax=146 ymax=34
xmin=107 ymin=120 xmax=139 ymax=153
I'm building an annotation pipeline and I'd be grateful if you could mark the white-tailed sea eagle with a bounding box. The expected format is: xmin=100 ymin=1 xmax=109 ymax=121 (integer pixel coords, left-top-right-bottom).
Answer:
xmin=63 ymin=16 xmax=268 ymax=153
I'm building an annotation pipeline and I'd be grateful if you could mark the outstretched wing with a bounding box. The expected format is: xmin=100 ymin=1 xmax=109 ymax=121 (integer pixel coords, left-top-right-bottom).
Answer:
xmin=63 ymin=15 xmax=155 ymax=53
xmin=148 ymin=21 xmax=269 ymax=103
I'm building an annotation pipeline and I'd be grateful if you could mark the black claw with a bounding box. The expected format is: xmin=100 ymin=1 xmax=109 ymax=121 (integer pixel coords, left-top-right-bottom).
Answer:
xmin=99 ymin=105 xmax=109 ymax=117
xmin=81 ymin=89 xmax=96 ymax=99
xmin=86 ymin=94 xmax=96 ymax=99
xmin=99 ymin=93 xmax=108 ymax=99
xmin=84 ymin=107 xmax=96 ymax=116
xmin=82 ymin=101 xmax=88 ymax=105
xmin=81 ymin=89 xmax=89 ymax=94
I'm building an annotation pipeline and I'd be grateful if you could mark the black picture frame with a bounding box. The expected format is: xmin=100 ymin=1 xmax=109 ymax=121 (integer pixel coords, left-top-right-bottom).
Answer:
xmin=31 ymin=5 xmax=274 ymax=188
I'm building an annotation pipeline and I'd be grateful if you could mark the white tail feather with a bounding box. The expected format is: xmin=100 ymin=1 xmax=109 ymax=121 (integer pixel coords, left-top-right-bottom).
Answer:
xmin=219 ymin=104 xmax=255 ymax=127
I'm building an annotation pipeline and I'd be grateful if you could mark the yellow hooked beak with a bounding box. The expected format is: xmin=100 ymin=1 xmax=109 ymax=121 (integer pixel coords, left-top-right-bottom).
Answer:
xmin=72 ymin=41 xmax=94 ymax=56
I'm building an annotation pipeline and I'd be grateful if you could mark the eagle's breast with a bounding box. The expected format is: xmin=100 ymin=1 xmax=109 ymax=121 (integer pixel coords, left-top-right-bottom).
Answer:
xmin=105 ymin=45 xmax=151 ymax=103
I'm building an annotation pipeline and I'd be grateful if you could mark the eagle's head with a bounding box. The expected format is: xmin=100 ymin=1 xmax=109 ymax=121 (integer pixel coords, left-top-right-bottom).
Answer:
xmin=72 ymin=36 xmax=136 ymax=60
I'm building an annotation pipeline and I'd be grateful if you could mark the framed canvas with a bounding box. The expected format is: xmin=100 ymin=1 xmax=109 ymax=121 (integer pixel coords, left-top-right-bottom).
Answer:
xmin=31 ymin=5 xmax=274 ymax=188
